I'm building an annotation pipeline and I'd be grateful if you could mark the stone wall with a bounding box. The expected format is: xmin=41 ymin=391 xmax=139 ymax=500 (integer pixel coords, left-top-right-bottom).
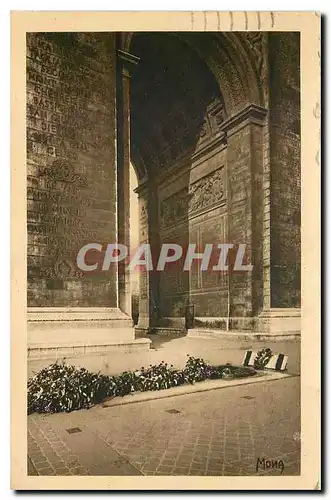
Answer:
xmin=157 ymin=99 xmax=228 ymax=321
xmin=269 ymin=32 xmax=301 ymax=308
xmin=26 ymin=33 xmax=118 ymax=308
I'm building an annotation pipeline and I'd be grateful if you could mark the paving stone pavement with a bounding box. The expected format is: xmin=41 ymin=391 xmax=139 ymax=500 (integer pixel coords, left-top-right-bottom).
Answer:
xmin=28 ymin=375 xmax=300 ymax=477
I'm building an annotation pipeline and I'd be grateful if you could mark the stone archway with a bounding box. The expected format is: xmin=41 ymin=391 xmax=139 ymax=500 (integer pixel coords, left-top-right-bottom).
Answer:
xmin=25 ymin=31 xmax=300 ymax=374
xmin=121 ymin=32 xmax=264 ymax=116
xmin=116 ymin=32 xmax=269 ymax=335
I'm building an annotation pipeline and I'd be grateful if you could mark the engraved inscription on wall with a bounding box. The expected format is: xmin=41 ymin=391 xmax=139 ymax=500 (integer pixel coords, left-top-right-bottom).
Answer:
xmin=26 ymin=33 xmax=117 ymax=307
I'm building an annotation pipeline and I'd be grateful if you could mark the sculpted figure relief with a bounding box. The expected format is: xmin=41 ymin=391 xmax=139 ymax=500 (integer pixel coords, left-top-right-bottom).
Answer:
xmin=160 ymin=168 xmax=225 ymax=227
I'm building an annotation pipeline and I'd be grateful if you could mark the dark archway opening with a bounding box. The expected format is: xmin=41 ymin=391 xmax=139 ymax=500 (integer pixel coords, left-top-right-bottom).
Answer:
xmin=130 ymin=33 xmax=225 ymax=177
xmin=130 ymin=33 xmax=227 ymax=330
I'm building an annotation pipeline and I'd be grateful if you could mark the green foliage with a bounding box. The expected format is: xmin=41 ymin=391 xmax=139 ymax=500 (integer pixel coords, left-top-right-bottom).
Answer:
xmin=28 ymin=356 xmax=257 ymax=415
xmin=184 ymin=355 xmax=210 ymax=383
xmin=27 ymin=363 xmax=116 ymax=414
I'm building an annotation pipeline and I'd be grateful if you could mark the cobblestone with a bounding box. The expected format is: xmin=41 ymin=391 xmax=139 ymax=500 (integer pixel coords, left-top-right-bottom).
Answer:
xmin=28 ymin=374 xmax=300 ymax=476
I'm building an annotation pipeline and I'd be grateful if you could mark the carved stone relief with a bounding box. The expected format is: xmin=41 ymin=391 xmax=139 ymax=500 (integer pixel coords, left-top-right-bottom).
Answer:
xmin=160 ymin=168 xmax=225 ymax=227
xmin=38 ymin=159 xmax=88 ymax=187
xmin=44 ymin=256 xmax=85 ymax=279
xmin=245 ymin=32 xmax=265 ymax=78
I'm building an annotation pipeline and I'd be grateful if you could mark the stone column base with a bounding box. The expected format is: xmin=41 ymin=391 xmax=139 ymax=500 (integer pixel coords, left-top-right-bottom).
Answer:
xmin=192 ymin=309 xmax=301 ymax=335
xmin=27 ymin=307 xmax=151 ymax=376
xmin=257 ymin=308 xmax=301 ymax=334
xmin=28 ymin=337 xmax=151 ymax=377
xmin=134 ymin=326 xmax=150 ymax=338
xmin=135 ymin=317 xmax=187 ymax=338
xmin=28 ymin=307 xmax=134 ymax=342
xmin=158 ymin=317 xmax=186 ymax=328
xmin=28 ymin=307 xmax=133 ymax=323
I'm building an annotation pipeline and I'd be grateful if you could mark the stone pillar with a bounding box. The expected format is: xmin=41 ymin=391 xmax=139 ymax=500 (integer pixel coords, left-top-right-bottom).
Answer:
xmin=116 ymin=49 xmax=139 ymax=317
xmin=148 ymin=176 xmax=161 ymax=328
xmin=134 ymin=175 xmax=161 ymax=337
xmin=222 ymin=102 xmax=300 ymax=335
xmin=26 ymin=35 xmax=151 ymax=369
xmin=26 ymin=32 xmax=120 ymax=312
xmin=256 ymin=33 xmax=301 ymax=335
xmin=134 ymin=182 xmax=151 ymax=336
xmin=221 ymin=104 xmax=267 ymax=330
xmin=268 ymin=32 xmax=301 ymax=309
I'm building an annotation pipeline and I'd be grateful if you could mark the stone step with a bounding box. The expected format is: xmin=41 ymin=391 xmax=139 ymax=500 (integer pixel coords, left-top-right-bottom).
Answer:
xmin=187 ymin=329 xmax=300 ymax=341
xmin=28 ymin=326 xmax=137 ymax=346
xmin=149 ymin=327 xmax=187 ymax=336
xmin=28 ymin=337 xmax=151 ymax=356
xmin=27 ymin=337 xmax=152 ymax=378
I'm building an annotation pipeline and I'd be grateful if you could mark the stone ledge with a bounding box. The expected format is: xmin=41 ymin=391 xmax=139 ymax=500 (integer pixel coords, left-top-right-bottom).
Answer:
xmin=220 ymin=103 xmax=267 ymax=136
xmin=28 ymin=320 xmax=134 ymax=334
xmin=28 ymin=338 xmax=151 ymax=359
xmin=158 ymin=317 xmax=186 ymax=328
xmin=187 ymin=329 xmax=300 ymax=341
xmin=135 ymin=326 xmax=186 ymax=338
xmin=100 ymin=371 xmax=295 ymax=409
xmin=27 ymin=307 xmax=132 ymax=324
xmin=28 ymin=324 xmax=138 ymax=346
xmin=149 ymin=327 xmax=187 ymax=337
xmin=258 ymin=309 xmax=301 ymax=333
xmin=193 ymin=311 xmax=301 ymax=334
xmin=134 ymin=326 xmax=150 ymax=338
xmin=259 ymin=308 xmax=301 ymax=318
xmin=194 ymin=317 xmax=253 ymax=330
